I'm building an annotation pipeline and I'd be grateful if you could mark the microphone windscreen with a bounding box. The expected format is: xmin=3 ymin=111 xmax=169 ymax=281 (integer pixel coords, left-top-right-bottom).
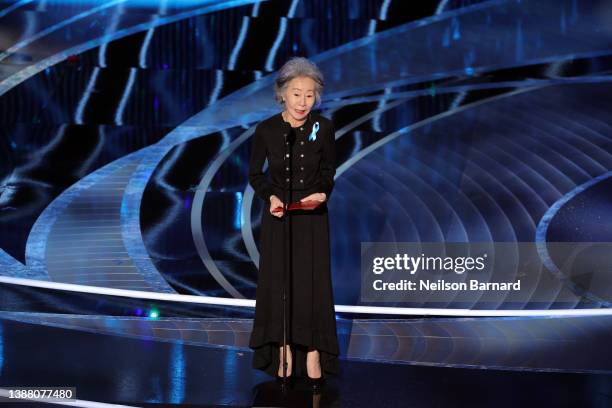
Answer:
xmin=281 ymin=120 xmax=296 ymax=144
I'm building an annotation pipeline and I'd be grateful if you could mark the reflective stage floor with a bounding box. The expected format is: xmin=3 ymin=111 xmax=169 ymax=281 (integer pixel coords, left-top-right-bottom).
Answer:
xmin=1 ymin=313 xmax=611 ymax=407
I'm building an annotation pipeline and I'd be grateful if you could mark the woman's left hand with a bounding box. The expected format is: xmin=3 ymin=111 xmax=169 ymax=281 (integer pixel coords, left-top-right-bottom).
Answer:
xmin=301 ymin=193 xmax=326 ymax=203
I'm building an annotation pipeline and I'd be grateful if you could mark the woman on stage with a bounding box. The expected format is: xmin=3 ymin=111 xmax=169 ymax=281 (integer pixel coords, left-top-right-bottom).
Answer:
xmin=248 ymin=57 xmax=339 ymax=387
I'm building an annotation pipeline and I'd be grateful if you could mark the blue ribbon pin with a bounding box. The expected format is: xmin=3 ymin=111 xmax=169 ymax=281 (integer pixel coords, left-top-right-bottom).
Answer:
xmin=308 ymin=122 xmax=320 ymax=142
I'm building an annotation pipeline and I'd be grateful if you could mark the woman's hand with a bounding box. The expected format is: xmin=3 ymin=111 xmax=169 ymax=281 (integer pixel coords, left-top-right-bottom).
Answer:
xmin=300 ymin=193 xmax=326 ymax=203
xmin=269 ymin=195 xmax=284 ymax=217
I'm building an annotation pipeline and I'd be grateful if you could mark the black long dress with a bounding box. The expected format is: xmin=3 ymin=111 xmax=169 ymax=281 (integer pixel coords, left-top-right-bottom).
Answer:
xmin=248 ymin=111 xmax=340 ymax=378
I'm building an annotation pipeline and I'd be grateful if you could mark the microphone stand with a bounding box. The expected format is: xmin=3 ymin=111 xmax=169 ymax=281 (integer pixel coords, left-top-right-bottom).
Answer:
xmin=280 ymin=123 xmax=294 ymax=392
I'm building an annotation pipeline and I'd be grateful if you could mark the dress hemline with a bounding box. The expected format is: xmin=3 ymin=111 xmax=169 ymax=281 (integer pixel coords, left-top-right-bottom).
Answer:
xmin=249 ymin=325 xmax=340 ymax=378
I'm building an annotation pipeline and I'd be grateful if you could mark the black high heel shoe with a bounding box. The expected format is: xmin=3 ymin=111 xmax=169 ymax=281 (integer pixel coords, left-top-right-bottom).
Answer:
xmin=275 ymin=374 xmax=294 ymax=391
xmin=275 ymin=372 xmax=293 ymax=382
xmin=275 ymin=346 xmax=293 ymax=385
xmin=275 ymin=361 xmax=293 ymax=385
xmin=306 ymin=351 xmax=325 ymax=392
xmin=306 ymin=374 xmax=326 ymax=392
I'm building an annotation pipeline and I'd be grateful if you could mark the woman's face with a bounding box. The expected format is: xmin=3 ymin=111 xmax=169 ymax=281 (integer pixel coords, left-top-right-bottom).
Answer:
xmin=282 ymin=76 xmax=316 ymax=123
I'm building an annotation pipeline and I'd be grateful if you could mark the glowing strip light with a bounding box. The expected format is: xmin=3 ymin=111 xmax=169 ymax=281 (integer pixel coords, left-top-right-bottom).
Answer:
xmin=251 ymin=1 xmax=260 ymax=17
xmin=114 ymin=67 xmax=137 ymax=125
xmin=0 ymin=0 xmax=33 ymax=19
xmin=379 ymin=0 xmax=390 ymax=20
xmin=0 ymin=0 xmax=128 ymax=62
xmin=75 ymin=67 xmax=101 ymax=124
xmin=287 ymin=0 xmax=298 ymax=18
xmin=436 ymin=0 xmax=450 ymax=15
xmin=450 ymin=90 xmax=467 ymax=109
xmin=372 ymin=87 xmax=391 ymax=132
xmin=139 ymin=0 xmax=166 ymax=69
xmin=1 ymin=276 xmax=611 ymax=317
xmin=368 ymin=19 xmax=377 ymax=35
xmin=208 ymin=69 xmax=224 ymax=106
xmin=138 ymin=27 xmax=155 ymax=68
xmin=228 ymin=15 xmax=250 ymax=70
xmin=98 ymin=4 xmax=124 ymax=68
xmin=265 ymin=16 xmax=287 ymax=71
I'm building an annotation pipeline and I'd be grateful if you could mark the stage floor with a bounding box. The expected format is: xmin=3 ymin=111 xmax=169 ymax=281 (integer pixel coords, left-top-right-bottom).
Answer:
xmin=1 ymin=315 xmax=611 ymax=407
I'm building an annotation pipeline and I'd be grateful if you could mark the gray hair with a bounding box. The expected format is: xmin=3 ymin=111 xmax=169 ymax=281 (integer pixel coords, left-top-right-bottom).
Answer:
xmin=274 ymin=57 xmax=325 ymax=107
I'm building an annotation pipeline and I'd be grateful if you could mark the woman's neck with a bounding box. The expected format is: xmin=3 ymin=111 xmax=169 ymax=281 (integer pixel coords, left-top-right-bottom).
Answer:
xmin=282 ymin=110 xmax=307 ymax=128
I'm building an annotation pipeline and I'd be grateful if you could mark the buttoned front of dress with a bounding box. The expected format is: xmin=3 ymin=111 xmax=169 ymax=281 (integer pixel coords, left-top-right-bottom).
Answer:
xmin=286 ymin=120 xmax=322 ymax=190
xmin=249 ymin=111 xmax=336 ymax=202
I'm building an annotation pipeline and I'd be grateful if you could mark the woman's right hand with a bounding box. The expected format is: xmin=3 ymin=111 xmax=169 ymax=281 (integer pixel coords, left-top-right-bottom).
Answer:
xmin=269 ymin=195 xmax=284 ymax=217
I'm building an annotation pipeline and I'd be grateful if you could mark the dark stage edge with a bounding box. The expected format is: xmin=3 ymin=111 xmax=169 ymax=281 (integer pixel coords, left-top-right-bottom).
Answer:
xmin=1 ymin=318 xmax=612 ymax=407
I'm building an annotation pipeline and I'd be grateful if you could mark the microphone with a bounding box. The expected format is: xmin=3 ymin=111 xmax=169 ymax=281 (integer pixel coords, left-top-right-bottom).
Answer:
xmin=282 ymin=121 xmax=296 ymax=145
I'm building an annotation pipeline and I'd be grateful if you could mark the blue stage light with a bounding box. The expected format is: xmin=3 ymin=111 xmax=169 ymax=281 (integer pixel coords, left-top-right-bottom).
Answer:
xmin=234 ymin=192 xmax=243 ymax=229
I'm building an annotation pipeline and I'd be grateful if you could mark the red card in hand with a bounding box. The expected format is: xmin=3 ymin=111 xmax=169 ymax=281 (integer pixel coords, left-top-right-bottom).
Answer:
xmin=272 ymin=200 xmax=323 ymax=213
xmin=289 ymin=200 xmax=323 ymax=210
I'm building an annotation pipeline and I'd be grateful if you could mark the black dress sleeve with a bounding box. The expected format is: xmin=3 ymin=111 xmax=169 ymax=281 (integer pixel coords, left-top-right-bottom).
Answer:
xmin=320 ymin=121 xmax=336 ymax=199
xmin=248 ymin=124 xmax=274 ymax=202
